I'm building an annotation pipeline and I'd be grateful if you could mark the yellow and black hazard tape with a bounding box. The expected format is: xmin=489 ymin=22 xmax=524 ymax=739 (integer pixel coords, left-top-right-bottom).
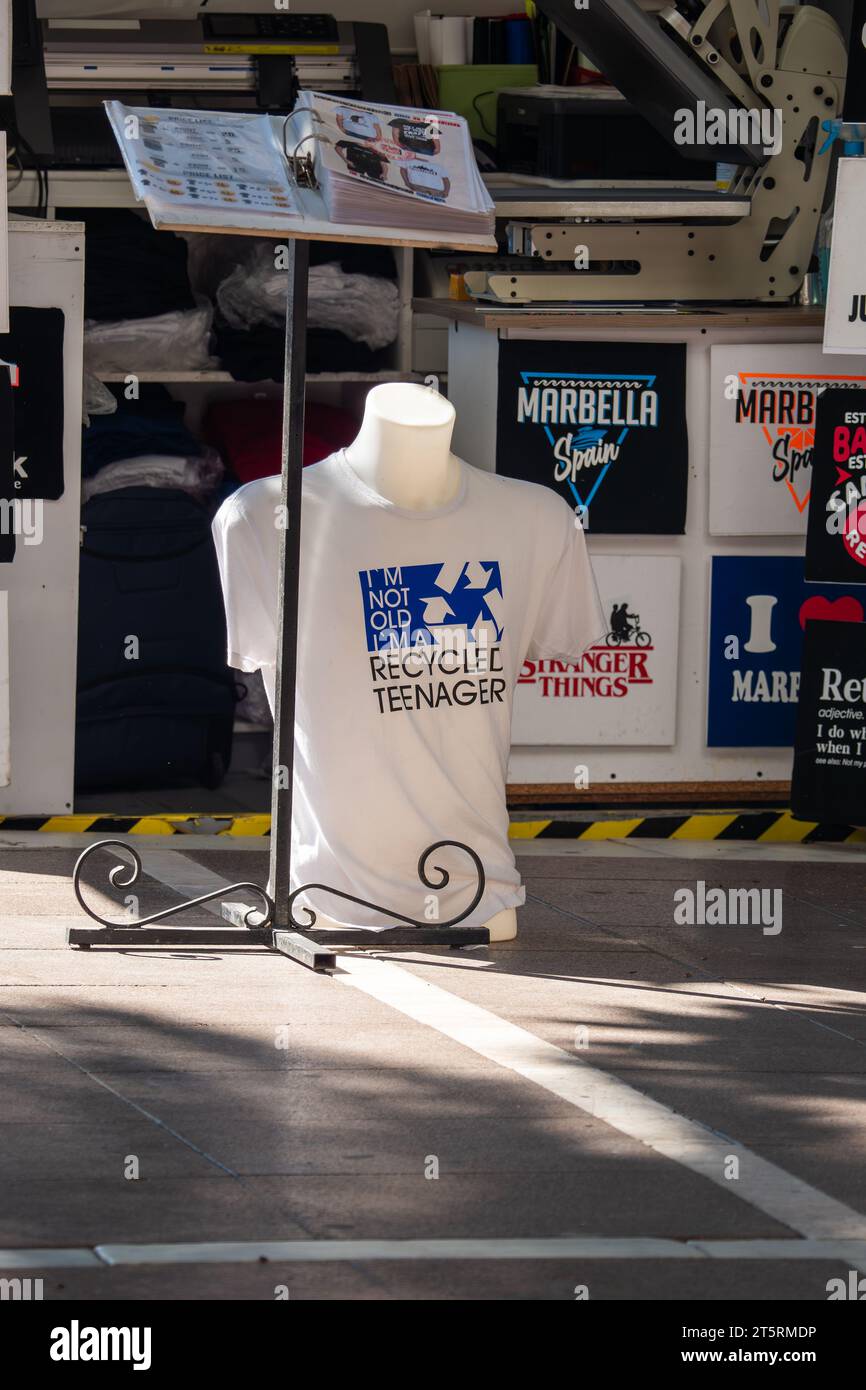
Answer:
xmin=0 ymin=813 xmax=272 ymax=837
xmin=509 ymin=811 xmax=866 ymax=844
xmin=0 ymin=809 xmax=863 ymax=842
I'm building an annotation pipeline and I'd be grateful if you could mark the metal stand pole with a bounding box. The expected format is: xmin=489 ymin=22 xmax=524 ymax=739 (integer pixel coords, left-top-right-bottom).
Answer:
xmin=269 ymin=237 xmax=309 ymax=925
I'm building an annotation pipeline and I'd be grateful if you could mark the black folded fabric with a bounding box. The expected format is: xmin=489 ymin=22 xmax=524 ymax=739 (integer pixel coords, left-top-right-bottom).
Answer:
xmin=82 ymin=384 xmax=201 ymax=476
xmin=212 ymin=317 xmax=392 ymax=382
xmin=308 ymin=239 xmax=396 ymax=280
xmin=212 ymin=320 xmax=284 ymax=383
xmin=79 ymin=210 xmax=196 ymax=322
xmin=306 ymin=329 xmax=392 ymax=374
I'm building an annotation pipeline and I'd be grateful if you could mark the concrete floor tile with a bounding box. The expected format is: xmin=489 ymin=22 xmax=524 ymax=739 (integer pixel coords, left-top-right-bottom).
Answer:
xmin=0 ymin=1256 xmax=845 ymax=1301
xmin=2 ymin=841 xmax=865 ymax=1300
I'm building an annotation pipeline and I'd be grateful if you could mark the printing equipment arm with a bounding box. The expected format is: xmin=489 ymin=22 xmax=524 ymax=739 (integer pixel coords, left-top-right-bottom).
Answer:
xmin=466 ymin=0 xmax=846 ymax=304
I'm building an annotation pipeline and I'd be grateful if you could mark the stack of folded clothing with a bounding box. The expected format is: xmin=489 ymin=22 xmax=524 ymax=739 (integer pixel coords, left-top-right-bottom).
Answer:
xmin=211 ymin=240 xmax=400 ymax=381
xmin=82 ymin=384 xmax=224 ymax=504
xmin=82 ymin=452 xmax=224 ymax=505
xmin=80 ymin=210 xmax=215 ymax=373
xmin=203 ymin=398 xmax=359 ymax=484
xmin=82 ymin=210 xmax=195 ymax=321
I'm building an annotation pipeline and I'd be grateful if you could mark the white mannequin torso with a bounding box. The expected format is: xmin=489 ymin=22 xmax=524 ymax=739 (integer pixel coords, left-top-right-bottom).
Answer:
xmin=343 ymin=381 xmax=462 ymax=510
xmin=321 ymin=382 xmax=517 ymax=943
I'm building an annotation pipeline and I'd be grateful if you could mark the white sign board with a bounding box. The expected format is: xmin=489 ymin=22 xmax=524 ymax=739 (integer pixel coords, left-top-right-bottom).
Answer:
xmin=0 ymin=591 xmax=9 ymax=786
xmin=0 ymin=0 xmax=10 ymax=97
xmin=824 ymin=157 xmax=866 ymax=356
xmin=512 ymin=555 xmax=680 ymax=746
xmin=709 ymin=343 xmax=866 ymax=535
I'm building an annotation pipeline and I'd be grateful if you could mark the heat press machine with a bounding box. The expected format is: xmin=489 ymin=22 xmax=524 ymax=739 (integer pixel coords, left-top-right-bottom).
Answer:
xmin=466 ymin=0 xmax=847 ymax=303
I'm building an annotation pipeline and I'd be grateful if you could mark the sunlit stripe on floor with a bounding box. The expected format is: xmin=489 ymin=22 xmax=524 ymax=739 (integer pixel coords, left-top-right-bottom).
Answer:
xmin=0 ymin=1248 xmax=104 ymax=1269
xmin=2 ymin=1238 xmax=866 ymax=1271
xmin=337 ymin=955 xmax=866 ymax=1259
xmin=101 ymin=848 xmax=866 ymax=1278
xmin=137 ymin=850 xmax=236 ymax=917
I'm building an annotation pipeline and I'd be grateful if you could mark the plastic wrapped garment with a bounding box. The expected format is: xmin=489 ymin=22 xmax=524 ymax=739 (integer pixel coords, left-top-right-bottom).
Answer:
xmin=82 ymin=373 xmax=118 ymax=428
xmin=84 ymin=302 xmax=216 ymax=374
xmin=81 ymin=450 xmax=224 ymax=504
xmin=83 ymin=389 xmax=202 ymax=476
xmin=235 ymin=668 xmax=273 ymax=731
xmin=216 ymin=247 xmax=399 ymax=350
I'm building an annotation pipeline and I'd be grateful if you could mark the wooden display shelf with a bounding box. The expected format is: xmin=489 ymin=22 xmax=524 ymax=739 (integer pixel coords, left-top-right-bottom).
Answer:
xmin=413 ymin=298 xmax=825 ymax=332
xmin=507 ymin=781 xmax=791 ymax=807
xmin=93 ymin=369 xmax=421 ymax=384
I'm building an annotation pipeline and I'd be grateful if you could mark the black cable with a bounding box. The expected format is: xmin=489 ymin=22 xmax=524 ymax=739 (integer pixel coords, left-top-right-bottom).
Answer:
xmin=471 ymin=90 xmax=496 ymax=140
xmin=15 ymin=131 xmax=48 ymax=217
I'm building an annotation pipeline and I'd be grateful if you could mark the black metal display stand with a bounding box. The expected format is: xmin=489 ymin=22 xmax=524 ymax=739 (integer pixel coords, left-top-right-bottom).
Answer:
xmin=68 ymin=236 xmax=490 ymax=970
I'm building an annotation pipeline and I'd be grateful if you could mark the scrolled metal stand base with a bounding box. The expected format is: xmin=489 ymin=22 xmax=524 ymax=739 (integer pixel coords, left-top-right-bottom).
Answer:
xmin=66 ymin=840 xmax=275 ymax=951
xmin=67 ymin=838 xmax=489 ymax=971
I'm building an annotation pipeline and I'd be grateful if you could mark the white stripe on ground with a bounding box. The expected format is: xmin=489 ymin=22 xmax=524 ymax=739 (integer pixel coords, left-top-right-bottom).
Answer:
xmin=133 ymin=849 xmax=240 ymax=915
xmin=1 ymin=1238 xmax=866 ymax=1270
xmin=0 ymin=1248 xmax=103 ymax=1269
xmin=137 ymin=851 xmax=866 ymax=1267
xmin=337 ymin=957 xmax=866 ymax=1249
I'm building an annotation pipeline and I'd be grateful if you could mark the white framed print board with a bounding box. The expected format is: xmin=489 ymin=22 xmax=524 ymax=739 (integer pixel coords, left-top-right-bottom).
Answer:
xmin=709 ymin=342 xmax=866 ymax=534
xmin=823 ymin=157 xmax=866 ymax=356
xmin=0 ymin=590 xmax=8 ymax=785
xmin=511 ymin=554 xmax=681 ymax=746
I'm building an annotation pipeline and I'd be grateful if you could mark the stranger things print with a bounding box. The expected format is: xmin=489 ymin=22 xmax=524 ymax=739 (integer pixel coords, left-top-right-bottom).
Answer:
xmin=359 ymin=560 xmax=507 ymax=714
xmin=512 ymin=555 xmax=680 ymax=745
xmin=495 ymin=340 xmax=688 ymax=534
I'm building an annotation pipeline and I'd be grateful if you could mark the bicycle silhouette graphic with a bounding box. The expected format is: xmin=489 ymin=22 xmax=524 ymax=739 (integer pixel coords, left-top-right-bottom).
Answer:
xmin=605 ymin=605 xmax=652 ymax=648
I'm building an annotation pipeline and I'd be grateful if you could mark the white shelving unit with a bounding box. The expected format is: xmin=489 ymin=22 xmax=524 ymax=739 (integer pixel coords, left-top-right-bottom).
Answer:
xmin=0 ymin=222 xmax=85 ymax=815
xmin=10 ymin=172 xmax=442 ymax=777
xmin=10 ymin=175 xmax=426 ymax=390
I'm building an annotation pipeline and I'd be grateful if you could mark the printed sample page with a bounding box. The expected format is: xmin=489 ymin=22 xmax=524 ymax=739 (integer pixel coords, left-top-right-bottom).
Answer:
xmin=105 ymin=102 xmax=300 ymax=227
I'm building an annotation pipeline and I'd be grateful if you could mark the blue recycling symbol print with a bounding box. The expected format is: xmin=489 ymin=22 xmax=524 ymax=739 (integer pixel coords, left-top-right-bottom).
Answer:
xmin=359 ymin=561 xmax=504 ymax=652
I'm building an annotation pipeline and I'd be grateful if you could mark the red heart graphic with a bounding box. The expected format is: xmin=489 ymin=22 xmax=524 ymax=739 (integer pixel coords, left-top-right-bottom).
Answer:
xmin=799 ymin=595 xmax=864 ymax=629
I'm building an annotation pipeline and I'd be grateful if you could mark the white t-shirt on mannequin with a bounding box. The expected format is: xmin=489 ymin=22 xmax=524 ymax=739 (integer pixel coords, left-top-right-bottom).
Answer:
xmin=212 ymin=451 xmax=604 ymax=928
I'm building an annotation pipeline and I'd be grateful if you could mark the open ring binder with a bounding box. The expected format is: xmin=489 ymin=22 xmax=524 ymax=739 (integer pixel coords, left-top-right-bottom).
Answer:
xmin=106 ymin=91 xmax=495 ymax=239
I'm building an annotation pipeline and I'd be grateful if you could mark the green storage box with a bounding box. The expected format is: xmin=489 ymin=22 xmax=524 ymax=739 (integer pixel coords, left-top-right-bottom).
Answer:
xmin=436 ymin=64 xmax=538 ymax=144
